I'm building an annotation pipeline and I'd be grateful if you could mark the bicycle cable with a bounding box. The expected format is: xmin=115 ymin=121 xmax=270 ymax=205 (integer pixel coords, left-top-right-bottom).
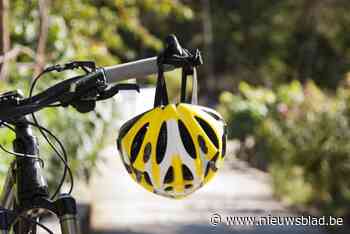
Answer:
xmin=1 ymin=125 xmax=56 ymax=234
xmin=1 ymin=122 xmax=56 ymax=234
xmin=0 ymin=122 xmax=45 ymax=167
xmin=12 ymin=214 xmax=53 ymax=234
xmin=28 ymin=70 xmax=73 ymax=199
xmin=19 ymin=216 xmax=53 ymax=234
xmin=1 ymin=121 xmax=73 ymax=195
xmin=24 ymin=120 xmax=74 ymax=198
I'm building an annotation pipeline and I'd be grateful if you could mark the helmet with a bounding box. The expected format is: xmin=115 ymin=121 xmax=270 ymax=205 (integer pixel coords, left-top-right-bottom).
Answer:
xmin=117 ymin=63 xmax=227 ymax=199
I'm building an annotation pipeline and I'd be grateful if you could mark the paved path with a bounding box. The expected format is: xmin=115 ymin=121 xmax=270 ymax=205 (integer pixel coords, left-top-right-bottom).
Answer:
xmin=86 ymin=145 xmax=330 ymax=234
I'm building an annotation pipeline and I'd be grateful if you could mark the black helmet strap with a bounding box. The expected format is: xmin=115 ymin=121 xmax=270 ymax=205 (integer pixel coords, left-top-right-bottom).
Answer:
xmin=180 ymin=66 xmax=198 ymax=105
xmin=154 ymin=63 xmax=169 ymax=107
xmin=154 ymin=59 xmax=198 ymax=108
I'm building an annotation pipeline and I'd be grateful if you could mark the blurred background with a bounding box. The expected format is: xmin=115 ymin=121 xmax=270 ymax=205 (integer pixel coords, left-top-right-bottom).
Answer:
xmin=1 ymin=0 xmax=350 ymax=234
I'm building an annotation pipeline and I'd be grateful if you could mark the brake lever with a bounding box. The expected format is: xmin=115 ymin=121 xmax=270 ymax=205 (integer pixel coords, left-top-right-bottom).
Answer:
xmin=44 ymin=61 xmax=96 ymax=73
xmin=97 ymin=83 xmax=140 ymax=101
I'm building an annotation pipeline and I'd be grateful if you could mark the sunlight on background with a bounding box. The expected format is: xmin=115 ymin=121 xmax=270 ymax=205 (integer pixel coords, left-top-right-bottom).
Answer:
xmin=1 ymin=1 xmax=350 ymax=234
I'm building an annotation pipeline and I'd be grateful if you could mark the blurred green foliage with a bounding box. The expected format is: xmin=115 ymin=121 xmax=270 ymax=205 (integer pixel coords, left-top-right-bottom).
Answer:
xmin=219 ymin=79 xmax=350 ymax=216
xmin=210 ymin=0 xmax=350 ymax=91
xmin=211 ymin=0 xmax=350 ymax=220
xmin=0 ymin=0 xmax=194 ymax=191
xmin=1 ymin=0 xmax=350 ymax=220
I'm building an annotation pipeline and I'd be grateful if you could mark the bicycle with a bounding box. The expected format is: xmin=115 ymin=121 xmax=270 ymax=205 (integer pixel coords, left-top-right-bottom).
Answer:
xmin=0 ymin=35 xmax=202 ymax=234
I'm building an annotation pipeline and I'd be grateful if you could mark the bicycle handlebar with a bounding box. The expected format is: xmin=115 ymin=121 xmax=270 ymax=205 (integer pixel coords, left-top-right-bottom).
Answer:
xmin=0 ymin=57 xmax=183 ymax=122
xmin=0 ymin=34 xmax=202 ymax=123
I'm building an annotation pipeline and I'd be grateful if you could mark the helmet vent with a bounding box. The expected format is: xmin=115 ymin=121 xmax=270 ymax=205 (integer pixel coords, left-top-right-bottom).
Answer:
xmin=182 ymin=164 xmax=194 ymax=180
xmin=143 ymin=143 xmax=152 ymax=163
xmin=164 ymin=166 xmax=174 ymax=184
xmin=130 ymin=123 xmax=149 ymax=164
xmin=210 ymin=152 xmax=219 ymax=172
xmin=211 ymin=152 xmax=219 ymax=163
xmin=156 ymin=122 xmax=167 ymax=164
xmin=118 ymin=113 xmax=145 ymax=140
xmin=165 ymin=186 xmax=173 ymax=192
xmin=204 ymin=163 xmax=210 ymax=177
xmin=194 ymin=116 xmax=219 ymax=149
xmin=144 ymin=172 xmax=153 ymax=186
xmin=134 ymin=169 xmax=143 ymax=182
xmin=197 ymin=135 xmax=208 ymax=154
xmin=185 ymin=184 xmax=193 ymax=189
xmin=203 ymin=109 xmax=222 ymax=121
xmin=124 ymin=163 xmax=132 ymax=174
xmin=178 ymin=120 xmax=197 ymax=159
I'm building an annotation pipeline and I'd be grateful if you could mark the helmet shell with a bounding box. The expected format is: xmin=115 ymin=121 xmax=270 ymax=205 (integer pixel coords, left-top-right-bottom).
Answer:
xmin=117 ymin=103 xmax=227 ymax=199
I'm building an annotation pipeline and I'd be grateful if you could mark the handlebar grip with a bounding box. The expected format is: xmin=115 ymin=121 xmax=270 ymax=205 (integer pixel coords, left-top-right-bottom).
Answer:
xmin=103 ymin=57 xmax=175 ymax=83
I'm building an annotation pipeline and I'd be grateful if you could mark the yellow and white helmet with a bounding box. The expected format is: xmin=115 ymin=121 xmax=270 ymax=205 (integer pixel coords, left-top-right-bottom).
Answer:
xmin=117 ymin=66 xmax=227 ymax=199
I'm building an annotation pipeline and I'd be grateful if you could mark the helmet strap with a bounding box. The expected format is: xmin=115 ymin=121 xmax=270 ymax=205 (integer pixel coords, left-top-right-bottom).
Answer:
xmin=180 ymin=66 xmax=198 ymax=105
xmin=154 ymin=63 xmax=169 ymax=107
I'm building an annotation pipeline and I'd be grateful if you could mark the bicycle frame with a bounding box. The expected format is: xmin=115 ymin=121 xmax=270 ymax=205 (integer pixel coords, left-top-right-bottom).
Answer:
xmin=0 ymin=162 xmax=15 ymax=210
xmin=0 ymin=117 xmax=80 ymax=234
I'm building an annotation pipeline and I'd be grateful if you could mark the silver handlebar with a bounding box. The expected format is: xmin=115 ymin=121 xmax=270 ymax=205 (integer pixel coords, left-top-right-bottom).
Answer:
xmin=103 ymin=57 xmax=176 ymax=83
